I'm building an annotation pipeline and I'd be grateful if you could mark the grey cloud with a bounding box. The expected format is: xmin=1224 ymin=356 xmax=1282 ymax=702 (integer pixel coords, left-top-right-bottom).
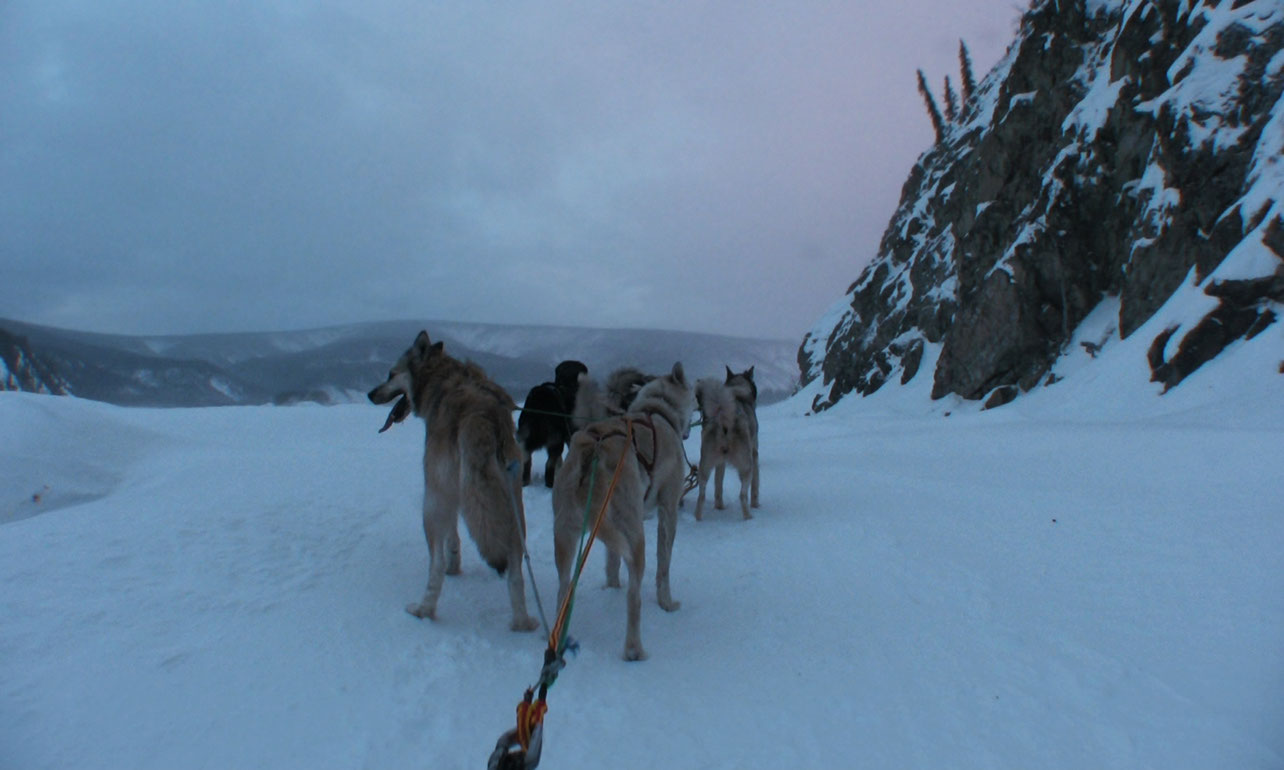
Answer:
xmin=1 ymin=0 xmax=1023 ymax=339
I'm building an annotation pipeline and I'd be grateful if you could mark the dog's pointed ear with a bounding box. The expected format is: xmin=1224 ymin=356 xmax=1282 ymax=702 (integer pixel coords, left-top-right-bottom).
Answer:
xmin=745 ymin=366 xmax=755 ymax=381
xmin=671 ymin=361 xmax=685 ymax=384
xmin=414 ymin=330 xmax=431 ymax=353
xmin=725 ymin=365 xmax=734 ymax=383
xmin=431 ymin=341 xmax=445 ymax=354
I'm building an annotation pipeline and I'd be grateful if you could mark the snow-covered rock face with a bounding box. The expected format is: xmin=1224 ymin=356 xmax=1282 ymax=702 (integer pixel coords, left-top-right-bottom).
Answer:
xmin=801 ymin=0 xmax=1284 ymax=411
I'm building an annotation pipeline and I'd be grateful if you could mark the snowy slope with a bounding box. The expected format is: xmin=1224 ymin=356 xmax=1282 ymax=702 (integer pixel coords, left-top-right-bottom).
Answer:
xmin=3 ymin=316 xmax=1282 ymax=769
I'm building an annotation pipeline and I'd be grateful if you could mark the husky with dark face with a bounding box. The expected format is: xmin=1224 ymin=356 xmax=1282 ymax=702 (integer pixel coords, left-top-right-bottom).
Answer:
xmin=552 ymin=363 xmax=696 ymax=661
xmin=368 ymin=331 xmax=538 ymax=632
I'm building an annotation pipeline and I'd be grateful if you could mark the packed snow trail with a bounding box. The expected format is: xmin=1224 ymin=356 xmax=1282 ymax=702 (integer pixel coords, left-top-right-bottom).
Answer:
xmin=2 ymin=369 xmax=1282 ymax=768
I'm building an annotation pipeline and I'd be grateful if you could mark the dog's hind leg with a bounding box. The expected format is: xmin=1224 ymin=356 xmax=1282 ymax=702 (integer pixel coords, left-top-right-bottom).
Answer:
xmin=605 ymin=549 xmax=622 ymax=588
xmin=552 ymin=439 xmax=591 ymax=625
xmin=505 ymin=542 xmax=538 ymax=632
xmin=505 ymin=468 xmax=539 ymax=632
xmin=623 ymin=536 xmax=647 ymax=661
xmin=654 ymin=498 xmax=681 ymax=613
xmin=518 ymin=419 xmax=535 ymax=487
xmin=713 ymin=463 xmax=727 ymax=510
xmin=543 ymin=439 xmax=563 ymax=489
xmin=496 ymin=468 xmax=538 ymax=632
xmin=521 ymin=453 xmax=534 ymax=487
xmin=407 ymin=487 xmax=458 ymax=620
xmin=553 ymin=514 xmax=576 ymax=619
xmin=693 ymin=456 xmax=712 ymax=521
xmin=446 ymin=525 xmax=462 ymax=575
xmin=737 ymin=460 xmax=753 ymax=520
xmin=750 ymin=439 xmax=760 ymax=509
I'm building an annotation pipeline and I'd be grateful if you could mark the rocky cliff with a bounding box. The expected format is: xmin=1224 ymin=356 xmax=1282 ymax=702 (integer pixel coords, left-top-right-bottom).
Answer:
xmin=800 ymin=0 xmax=1284 ymax=410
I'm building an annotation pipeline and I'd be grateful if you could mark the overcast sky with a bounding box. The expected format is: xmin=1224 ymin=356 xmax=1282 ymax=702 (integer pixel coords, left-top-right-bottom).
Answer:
xmin=1 ymin=1 xmax=1025 ymax=341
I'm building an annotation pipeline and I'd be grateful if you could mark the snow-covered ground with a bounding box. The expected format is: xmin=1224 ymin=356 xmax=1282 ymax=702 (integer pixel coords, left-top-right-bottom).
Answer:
xmin=3 ymin=321 xmax=1282 ymax=769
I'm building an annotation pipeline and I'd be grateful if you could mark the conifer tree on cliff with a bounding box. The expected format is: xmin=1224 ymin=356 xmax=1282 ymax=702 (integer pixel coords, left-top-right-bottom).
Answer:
xmin=958 ymin=39 xmax=977 ymax=107
xmin=916 ymin=69 xmax=945 ymax=142
xmin=943 ymin=76 xmax=959 ymax=123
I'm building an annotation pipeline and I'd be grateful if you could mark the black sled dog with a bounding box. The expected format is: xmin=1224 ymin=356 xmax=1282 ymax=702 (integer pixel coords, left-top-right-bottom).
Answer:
xmin=516 ymin=360 xmax=588 ymax=487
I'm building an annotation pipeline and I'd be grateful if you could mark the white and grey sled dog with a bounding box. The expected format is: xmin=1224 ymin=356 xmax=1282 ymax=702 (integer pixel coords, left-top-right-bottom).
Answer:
xmin=552 ymin=362 xmax=696 ymax=660
xmin=725 ymin=366 xmax=760 ymax=509
xmin=368 ymin=330 xmax=538 ymax=632
xmin=692 ymin=371 xmax=759 ymax=520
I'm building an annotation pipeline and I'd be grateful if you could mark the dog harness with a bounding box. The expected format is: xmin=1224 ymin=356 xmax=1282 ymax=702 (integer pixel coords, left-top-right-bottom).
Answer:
xmin=582 ymin=412 xmax=660 ymax=483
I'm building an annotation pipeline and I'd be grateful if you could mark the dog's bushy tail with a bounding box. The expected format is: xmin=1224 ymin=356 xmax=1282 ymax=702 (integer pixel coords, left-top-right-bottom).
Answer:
xmin=571 ymin=374 xmax=604 ymax=432
xmin=560 ymin=427 xmax=629 ymax=511
xmin=560 ymin=425 xmax=635 ymax=516
xmin=560 ymin=430 xmax=597 ymax=497
xmin=458 ymin=414 xmax=523 ymax=575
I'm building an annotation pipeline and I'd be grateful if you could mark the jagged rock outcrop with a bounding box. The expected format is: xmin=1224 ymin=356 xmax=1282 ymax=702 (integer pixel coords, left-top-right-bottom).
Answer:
xmin=800 ymin=0 xmax=1284 ymax=410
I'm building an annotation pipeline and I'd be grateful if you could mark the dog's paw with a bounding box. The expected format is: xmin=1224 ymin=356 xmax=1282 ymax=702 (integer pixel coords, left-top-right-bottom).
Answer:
xmin=510 ymin=616 xmax=539 ymax=632
xmin=623 ymin=644 xmax=649 ymax=662
xmin=405 ymin=602 xmax=436 ymax=620
xmin=658 ymin=598 xmax=681 ymax=612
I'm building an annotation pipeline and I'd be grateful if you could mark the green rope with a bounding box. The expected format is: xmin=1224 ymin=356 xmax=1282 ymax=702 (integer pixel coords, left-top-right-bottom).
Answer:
xmin=514 ymin=405 xmax=575 ymax=420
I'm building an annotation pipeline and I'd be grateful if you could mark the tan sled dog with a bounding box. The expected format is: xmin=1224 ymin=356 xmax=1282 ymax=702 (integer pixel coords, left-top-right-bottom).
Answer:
xmin=552 ymin=362 xmax=696 ymax=661
xmin=692 ymin=377 xmax=756 ymax=520
xmin=368 ymin=331 xmax=538 ymax=632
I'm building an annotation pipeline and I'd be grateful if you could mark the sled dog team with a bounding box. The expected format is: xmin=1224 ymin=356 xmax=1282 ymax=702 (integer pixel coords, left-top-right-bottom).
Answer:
xmin=368 ymin=330 xmax=760 ymax=660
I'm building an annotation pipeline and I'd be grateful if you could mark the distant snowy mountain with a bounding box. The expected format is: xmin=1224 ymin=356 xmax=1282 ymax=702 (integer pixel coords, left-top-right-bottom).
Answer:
xmin=801 ymin=0 xmax=1284 ymax=411
xmin=0 ymin=319 xmax=798 ymax=408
